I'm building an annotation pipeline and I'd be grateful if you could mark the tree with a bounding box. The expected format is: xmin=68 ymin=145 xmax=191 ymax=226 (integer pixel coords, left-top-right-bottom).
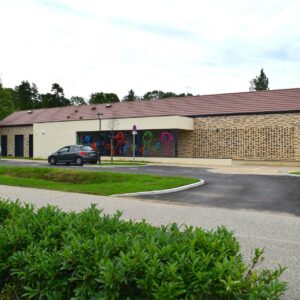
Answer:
xmin=89 ymin=93 xmax=105 ymax=104
xmin=143 ymin=90 xmax=165 ymax=100
xmin=40 ymin=83 xmax=70 ymax=108
xmin=70 ymin=96 xmax=86 ymax=106
xmin=89 ymin=92 xmax=119 ymax=104
xmin=31 ymin=83 xmax=40 ymax=107
xmin=14 ymin=81 xmax=39 ymax=110
xmin=143 ymin=90 xmax=193 ymax=100
xmin=39 ymin=93 xmax=53 ymax=108
xmin=162 ymin=91 xmax=177 ymax=98
xmin=51 ymin=83 xmax=66 ymax=102
xmin=177 ymin=93 xmax=193 ymax=97
xmin=249 ymin=69 xmax=269 ymax=91
xmin=105 ymin=93 xmax=119 ymax=103
xmin=123 ymin=89 xmax=140 ymax=102
xmin=107 ymin=113 xmax=119 ymax=164
xmin=0 ymin=87 xmax=14 ymax=120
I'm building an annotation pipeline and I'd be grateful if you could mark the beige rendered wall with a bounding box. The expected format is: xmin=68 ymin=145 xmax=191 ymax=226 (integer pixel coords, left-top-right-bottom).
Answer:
xmin=187 ymin=113 xmax=300 ymax=161
xmin=0 ymin=126 xmax=33 ymax=157
xmin=33 ymin=116 xmax=194 ymax=158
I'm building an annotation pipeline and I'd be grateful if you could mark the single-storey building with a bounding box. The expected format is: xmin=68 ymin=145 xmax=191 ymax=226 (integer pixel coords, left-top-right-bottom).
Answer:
xmin=0 ymin=88 xmax=300 ymax=165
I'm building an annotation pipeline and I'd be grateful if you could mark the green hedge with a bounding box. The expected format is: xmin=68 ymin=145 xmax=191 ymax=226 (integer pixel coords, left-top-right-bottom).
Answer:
xmin=0 ymin=200 xmax=286 ymax=299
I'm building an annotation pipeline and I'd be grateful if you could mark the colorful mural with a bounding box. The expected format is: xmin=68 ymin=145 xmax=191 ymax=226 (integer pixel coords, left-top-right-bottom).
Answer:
xmin=77 ymin=129 xmax=177 ymax=157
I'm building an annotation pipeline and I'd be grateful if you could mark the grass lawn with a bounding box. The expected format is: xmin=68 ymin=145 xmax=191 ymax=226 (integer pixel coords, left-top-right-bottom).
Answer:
xmin=0 ymin=166 xmax=198 ymax=196
xmin=290 ymin=172 xmax=300 ymax=175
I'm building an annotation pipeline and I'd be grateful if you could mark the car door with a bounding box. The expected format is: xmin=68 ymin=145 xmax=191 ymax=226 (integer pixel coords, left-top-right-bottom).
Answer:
xmin=55 ymin=146 xmax=70 ymax=163
xmin=68 ymin=146 xmax=80 ymax=162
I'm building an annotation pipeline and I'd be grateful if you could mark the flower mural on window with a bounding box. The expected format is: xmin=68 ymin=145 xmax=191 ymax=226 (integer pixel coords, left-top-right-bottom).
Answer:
xmin=83 ymin=135 xmax=93 ymax=145
xmin=114 ymin=132 xmax=125 ymax=155
xmin=122 ymin=141 xmax=130 ymax=156
xmin=77 ymin=129 xmax=176 ymax=157
xmin=143 ymin=131 xmax=153 ymax=156
xmin=161 ymin=131 xmax=174 ymax=156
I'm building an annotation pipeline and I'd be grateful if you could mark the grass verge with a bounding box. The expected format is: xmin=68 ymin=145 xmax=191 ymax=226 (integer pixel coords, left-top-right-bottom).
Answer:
xmin=0 ymin=166 xmax=198 ymax=196
xmin=290 ymin=172 xmax=300 ymax=175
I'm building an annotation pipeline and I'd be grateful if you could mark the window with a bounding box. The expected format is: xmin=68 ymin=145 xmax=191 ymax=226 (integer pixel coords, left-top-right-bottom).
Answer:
xmin=70 ymin=146 xmax=80 ymax=152
xmin=81 ymin=146 xmax=93 ymax=151
xmin=58 ymin=147 xmax=69 ymax=153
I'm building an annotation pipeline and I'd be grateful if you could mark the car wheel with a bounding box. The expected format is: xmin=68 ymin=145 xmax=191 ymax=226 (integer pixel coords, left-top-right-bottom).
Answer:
xmin=75 ymin=157 xmax=83 ymax=166
xmin=49 ymin=157 xmax=56 ymax=165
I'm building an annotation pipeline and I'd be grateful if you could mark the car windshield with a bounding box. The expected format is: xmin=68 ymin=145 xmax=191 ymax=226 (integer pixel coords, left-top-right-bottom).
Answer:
xmin=81 ymin=146 xmax=94 ymax=151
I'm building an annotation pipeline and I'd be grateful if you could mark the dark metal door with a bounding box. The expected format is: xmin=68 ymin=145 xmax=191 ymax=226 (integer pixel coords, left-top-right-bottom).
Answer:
xmin=1 ymin=135 xmax=8 ymax=156
xmin=29 ymin=135 xmax=33 ymax=158
xmin=15 ymin=135 xmax=24 ymax=157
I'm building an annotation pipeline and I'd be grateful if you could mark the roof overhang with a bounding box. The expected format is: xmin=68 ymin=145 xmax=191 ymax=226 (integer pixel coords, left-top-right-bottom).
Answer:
xmin=100 ymin=115 xmax=194 ymax=131
xmin=33 ymin=115 xmax=194 ymax=131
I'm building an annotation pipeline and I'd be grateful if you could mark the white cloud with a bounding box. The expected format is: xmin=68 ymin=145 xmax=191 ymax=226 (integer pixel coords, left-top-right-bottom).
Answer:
xmin=0 ymin=0 xmax=299 ymax=99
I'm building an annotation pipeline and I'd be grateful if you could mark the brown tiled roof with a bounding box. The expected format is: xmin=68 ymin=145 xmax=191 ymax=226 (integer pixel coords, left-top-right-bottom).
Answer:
xmin=1 ymin=88 xmax=300 ymax=126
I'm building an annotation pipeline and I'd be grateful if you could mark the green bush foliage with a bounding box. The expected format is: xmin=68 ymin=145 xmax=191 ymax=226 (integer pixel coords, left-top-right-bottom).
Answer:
xmin=0 ymin=200 xmax=286 ymax=299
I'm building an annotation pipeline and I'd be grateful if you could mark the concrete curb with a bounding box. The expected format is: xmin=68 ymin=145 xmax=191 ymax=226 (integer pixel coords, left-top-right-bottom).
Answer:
xmin=84 ymin=164 xmax=146 ymax=168
xmin=1 ymin=158 xmax=48 ymax=163
xmin=112 ymin=179 xmax=204 ymax=197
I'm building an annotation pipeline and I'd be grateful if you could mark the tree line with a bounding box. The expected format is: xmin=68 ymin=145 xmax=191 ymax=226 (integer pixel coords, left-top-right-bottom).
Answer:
xmin=0 ymin=80 xmax=194 ymax=120
xmin=0 ymin=69 xmax=269 ymax=120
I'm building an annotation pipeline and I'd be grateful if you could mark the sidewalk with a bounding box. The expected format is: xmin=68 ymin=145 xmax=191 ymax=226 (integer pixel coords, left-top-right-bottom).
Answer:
xmin=0 ymin=185 xmax=299 ymax=299
xmin=209 ymin=165 xmax=300 ymax=175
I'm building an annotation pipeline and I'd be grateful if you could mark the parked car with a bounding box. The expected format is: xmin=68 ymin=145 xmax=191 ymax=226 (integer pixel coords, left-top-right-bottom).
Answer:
xmin=48 ymin=145 xmax=98 ymax=166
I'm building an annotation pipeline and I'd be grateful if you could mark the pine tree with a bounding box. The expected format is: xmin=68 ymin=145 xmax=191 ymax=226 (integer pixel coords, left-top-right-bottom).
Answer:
xmin=123 ymin=89 xmax=140 ymax=101
xmin=249 ymin=69 xmax=269 ymax=91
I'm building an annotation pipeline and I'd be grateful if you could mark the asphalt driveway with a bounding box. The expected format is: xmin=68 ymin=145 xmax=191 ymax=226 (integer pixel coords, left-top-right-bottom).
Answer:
xmin=0 ymin=160 xmax=299 ymax=216
xmin=134 ymin=166 xmax=300 ymax=216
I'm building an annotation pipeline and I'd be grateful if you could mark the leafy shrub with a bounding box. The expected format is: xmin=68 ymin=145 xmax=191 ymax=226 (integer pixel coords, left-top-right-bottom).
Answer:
xmin=0 ymin=199 xmax=286 ymax=299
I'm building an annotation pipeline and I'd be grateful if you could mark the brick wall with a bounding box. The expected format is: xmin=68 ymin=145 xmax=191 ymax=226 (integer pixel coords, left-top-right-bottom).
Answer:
xmin=177 ymin=130 xmax=194 ymax=158
xmin=178 ymin=113 xmax=300 ymax=160
xmin=0 ymin=126 xmax=33 ymax=157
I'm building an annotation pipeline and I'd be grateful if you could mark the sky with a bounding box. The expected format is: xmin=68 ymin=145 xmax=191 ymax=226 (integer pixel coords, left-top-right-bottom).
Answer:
xmin=0 ymin=0 xmax=299 ymax=100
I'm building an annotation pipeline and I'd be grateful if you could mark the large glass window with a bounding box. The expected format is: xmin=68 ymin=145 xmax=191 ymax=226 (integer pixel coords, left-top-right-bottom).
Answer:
xmin=77 ymin=130 xmax=177 ymax=157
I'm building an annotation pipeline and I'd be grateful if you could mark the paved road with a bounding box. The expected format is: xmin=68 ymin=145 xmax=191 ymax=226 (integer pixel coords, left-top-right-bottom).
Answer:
xmin=0 ymin=185 xmax=299 ymax=300
xmin=1 ymin=160 xmax=299 ymax=216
